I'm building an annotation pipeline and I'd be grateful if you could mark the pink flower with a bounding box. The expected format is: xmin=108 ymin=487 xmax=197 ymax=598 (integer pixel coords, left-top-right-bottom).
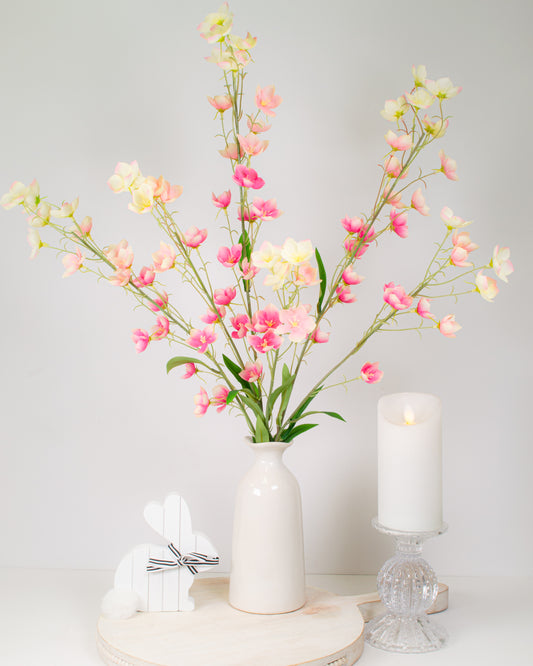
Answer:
xmin=255 ymin=85 xmax=282 ymax=117
xmin=247 ymin=329 xmax=283 ymax=353
xmin=383 ymin=282 xmax=413 ymax=310
xmin=212 ymin=190 xmax=231 ymax=208
xmin=240 ymin=259 xmax=259 ymax=279
xmin=208 ymin=94 xmax=232 ymax=111
xmin=360 ymin=362 xmax=383 ymax=384
xmin=231 ymin=313 xmax=251 ymax=339
xmin=311 ymin=327 xmax=330 ymax=343
xmin=450 ymin=246 xmax=471 ymax=267
xmin=181 ymin=362 xmax=197 ymax=379
xmin=62 ymin=248 xmax=84 ymax=277
xmin=250 ymin=198 xmax=282 ymax=221
xmin=109 ymin=268 xmax=131 ymax=286
xmin=342 ymin=265 xmax=364 ymax=285
xmin=382 ymin=185 xmax=402 ymax=207
xmin=416 ymin=298 xmax=435 ymax=320
xmin=385 ymin=130 xmax=413 ymax=151
xmin=342 ymin=216 xmax=364 ymax=234
xmin=252 ymin=304 xmax=281 ymax=333
xmin=76 ymin=215 xmax=93 ymax=236
xmin=439 ymin=314 xmax=461 ymax=338
xmin=390 ymin=209 xmax=409 ymax=238
xmin=217 ymin=244 xmax=242 ymax=267
xmin=151 ymin=316 xmax=170 ymax=340
xmin=278 ymin=306 xmax=316 ymax=342
xmin=152 ymin=241 xmax=176 ymax=272
xmin=232 ymin=165 xmax=265 ymax=189
xmin=384 ymin=155 xmax=407 ymax=179
xmin=193 ymin=387 xmax=210 ymax=417
xmin=211 ymin=385 xmax=230 ymax=412
xmin=411 ymin=188 xmax=430 ymax=216
xmin=201 ymin=305 xmax=226 ymax=324
xmin=492 ymin=246 xmax=513 ymax=283
xmin=133 ymin=265 xmax=156 ymax=287
xmin=187 ymin=326 xmax=217 ymax=353
xmin=105 ymin=239 xmax=134 ymax=269
xmin=132 ymin=328 xmax=150 ymax=353
xmin=219 ymin=143 xmax=240 ymax=160
xmin=183 ymin=226 xmax=208 ymax=248
xmin=155 ymin=178 xmax=183 ymax=204
xmin=475 ymin=271 xmax=499 ymax=302
xmin=294 ymin=263 xmax=320 ymax=286
xmin=237 ymin=133 xmax=269 ymax=156
xmin=450 ymin=231 xmax=478 ymax=266
xmin=439 ymin=150 xmax=458 ymax=181
xmin=336 ymin=285 xmax=357 ymax=303
xmin=247 ymin=117 xmax=271 ymax=133
xmin=239 ymin=361 xmax=263 ymax=382
xmin=237 ymin=206 xmax=260 ymax=223
xmin=148 ymin=291 xmax=169 ymax=312
xmin=344 ymin=237 xmax=369 ymax=259
xmin=213 ymin=286 xmax=237 ymax=306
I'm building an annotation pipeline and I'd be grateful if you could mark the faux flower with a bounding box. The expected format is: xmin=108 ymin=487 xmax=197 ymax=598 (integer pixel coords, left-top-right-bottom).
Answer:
xmin=475 ymin=271 xmax=499 ymax=302
xmin=128 ymin=181 xmax=156 ymax=214
xmin=239 ymin=361 xmax=263 ymax=382
xmin=342 ymin=216 xmax=364 ymax=234
xmin=73 ymin=215 xmax=93 ymax=236
xmin=247 ymin=329 xmax=283 ymax=353
xmin=411 ymin=189 xmax=429 ymax=215
xmin=187 ymin=326 xmax=217 ymax=353
xmin=312 ymin=327 xmax=330 ymax=343
xmin=105 ymin=239 xmax=134 ymax=269
xmin=213 ymin=286 xmax=237 ymax=306
xmin=109 ymin=268 xmax=131 ymax=287
xmin=201 ymin=306 xmax=226 ymax=324
xmin=62 ymin=248 xmax=84 ymax=277
xmin=385 ymin=130 xmax=413 ymax=151
xmin=390 ymin=209 xmax=408 ymax=238
xmin=219 ymin=143 xmax=240 ymax=160
xmin=29 ymin=202 xmax=52 ymax=228
xmin=252 ymin=304 xmax=281 ymax=332
xmin=208 ymin=94 xmax=232 ymax=111
xmin=183 ymin=226 xmax=208 ymax=248
xmin=344 ymin=237 xmax=369 ymax=259
xmin=250 ymin=198 xmax=281 ymax=221
xmin=51 ymin=198 xmax=79 ymax=218
xmin=404 ymin=88 xmax=435 ymax=109
xmin=228 ymin=32 xmax=257 ymax=51
xmin=336 ymin=285 xmax=356 ymax=303
xmin=231 ymin=313 xmax=251 ymax=339
xmin=294 ymin=263 xmax=319 ymax=286
xmin=422 ymin=115 xmax=448 ymax=138
xmin=152 ymin=242 xmax=176 ymax=272
xmin=181 ymin=362 xmax=197 ymax=379
xmin=132 ymin=328 xmax=150 ymax=353
xmin=212 ymin=190 xmax=231 ymax=208
xmin=263 ymin=261 xmax=291 ymax=290
xmin=251 ymin=241 xmax=281 ymax=268
xmin=439 ymin=150 xmax=458 ymax=181
xmin=380 ymin=97 xmax=408 ymax=121
xmin=211 ymin=385 xmax=230 ymax=412
xmin=1 ymin=181 xmax=28 ymax=209
xmin=151 ymin=316 xmax=170 ymax=340
xmin=425 ymin=77 xmax=462 ymax=99
xmin=416 ymin=298 xmax=435 ymax=320
xmin=133 ymin=265 xmax=156 ymax=287
xmin=440 ymin=207 xmax=472 ymax=229
xmin=107 ymin=161 xmax=142 ymax=193
xmin=382 ymin=185 xmax=402 ymax=207
xmin=197 ymin=3 xmax=233 ymax=43
xmin=278 ymin=305 xmax=315 ymax=342
xmin=439 ymin=314 xmax=461 ymax=338
xmin=492 ymin=246 xmax=514 ymax=282
xmin=149 ymin=176 xmax=183 ymax=204
xmin=237 ymin=133 xmax=269 ymax=156
xmin=232 ymin=165 xmax=265 ymax=189
xmin=255 ymin=85 xmax=282 ymax=117
xmin=384 ymin=155 xmax=407 ymax=179
xmin=360 ymin=362 xmax=383 ymax=384
xmin=280 ymin=238 xmax=313 ymax=265
xmin=193 ymin=387 xmax=210 ymax=417
xmin=342 ymin=265 xmax=364 ymax=285
xmin=412 ymin=65 xmax=427 ymax=87
xmin=247 ymin=117 xmax=271 ymax=133
xmin=217 ymin=244 xmax=242 ymax=267
xmin=148 ymin=291 xmax=169 ymax=312
xmin=240 ymin=259 xmax=259 ymax=279
xmin=383 ymin=282 xmax=413 ymax=310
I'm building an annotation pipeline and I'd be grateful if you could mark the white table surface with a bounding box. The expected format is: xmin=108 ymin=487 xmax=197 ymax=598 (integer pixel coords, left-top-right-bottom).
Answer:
xmin=0 ymin=569 xmax=531 ymax=665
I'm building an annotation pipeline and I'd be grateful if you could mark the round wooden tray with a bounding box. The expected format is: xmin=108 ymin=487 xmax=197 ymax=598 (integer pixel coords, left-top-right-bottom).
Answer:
xmin=97 ymin=577 xmax=365 ymax=666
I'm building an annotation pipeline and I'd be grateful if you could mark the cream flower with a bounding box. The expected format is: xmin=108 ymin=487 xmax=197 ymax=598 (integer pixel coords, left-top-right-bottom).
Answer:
xmin=491 ymin=246 xmax=514 ymax=283
xmin=405 ymin=88 xmax=435 ymax=109
xmin=280 ymin=238 xmax=313 ymax=265
xmin=380 ymin=96 xmax=408 ymax=122
xmin=425 ymin=77 xmax=462 ymax=99
xmin=412 ymin=65 xmax=428 ymax=87
xmin=197 ymin=3 xmax=233 ymax=43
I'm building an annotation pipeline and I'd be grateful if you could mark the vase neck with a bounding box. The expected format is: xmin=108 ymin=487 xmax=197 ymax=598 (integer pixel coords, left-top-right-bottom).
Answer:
xmin=247 ymin=440 xmax=291 ymax=464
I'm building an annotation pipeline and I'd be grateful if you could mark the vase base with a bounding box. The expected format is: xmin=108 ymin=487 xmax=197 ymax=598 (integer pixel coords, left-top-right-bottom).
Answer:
xmin=365 ymin=613 xmax=448 ymax=653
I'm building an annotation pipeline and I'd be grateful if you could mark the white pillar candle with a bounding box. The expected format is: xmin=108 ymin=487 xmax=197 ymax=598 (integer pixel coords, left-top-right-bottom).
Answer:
xmin=377 ymin=393 xmax=443 ymax=532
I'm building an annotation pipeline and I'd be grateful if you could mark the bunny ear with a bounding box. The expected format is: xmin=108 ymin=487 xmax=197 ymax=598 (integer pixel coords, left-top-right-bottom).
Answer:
xmin=143 ymin=494 xmax=194 ymax=548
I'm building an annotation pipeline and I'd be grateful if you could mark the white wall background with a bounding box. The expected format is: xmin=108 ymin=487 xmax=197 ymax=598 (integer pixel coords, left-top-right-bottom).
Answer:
xmin=1 ymin=0 xmax=531 ymax=577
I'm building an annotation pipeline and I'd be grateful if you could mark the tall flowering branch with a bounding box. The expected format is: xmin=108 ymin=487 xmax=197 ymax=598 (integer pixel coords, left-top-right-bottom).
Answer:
xmin=2 ymin=6 xmax=513 ymax=444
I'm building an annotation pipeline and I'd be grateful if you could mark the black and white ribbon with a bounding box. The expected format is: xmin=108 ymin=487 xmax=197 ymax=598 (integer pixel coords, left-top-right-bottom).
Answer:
xmin=147 ymin=543 xmax=219 ymax=575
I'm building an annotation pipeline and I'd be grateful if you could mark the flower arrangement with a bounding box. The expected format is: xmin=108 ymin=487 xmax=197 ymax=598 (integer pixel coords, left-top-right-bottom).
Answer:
xmin=2 ymin=3 xmax=513 ymax=444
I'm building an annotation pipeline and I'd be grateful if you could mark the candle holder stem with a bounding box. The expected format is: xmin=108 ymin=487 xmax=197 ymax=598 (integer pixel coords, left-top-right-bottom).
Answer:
xmin=365 ymin=520 xmax=448 ymax=653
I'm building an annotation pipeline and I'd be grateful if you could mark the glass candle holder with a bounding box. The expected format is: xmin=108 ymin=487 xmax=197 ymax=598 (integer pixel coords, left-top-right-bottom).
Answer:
xmin=365 ymin=518 xmax=448 ymax=653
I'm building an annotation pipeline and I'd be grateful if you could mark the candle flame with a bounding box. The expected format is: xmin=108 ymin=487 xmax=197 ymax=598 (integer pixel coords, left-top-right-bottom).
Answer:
xmin=404 ymin=406 xmax=416 ymax=425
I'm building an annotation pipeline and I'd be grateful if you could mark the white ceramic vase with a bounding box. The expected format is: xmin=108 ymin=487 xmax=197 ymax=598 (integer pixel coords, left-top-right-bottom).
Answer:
xmin=229 ymin=440 xmax=306 ymax=614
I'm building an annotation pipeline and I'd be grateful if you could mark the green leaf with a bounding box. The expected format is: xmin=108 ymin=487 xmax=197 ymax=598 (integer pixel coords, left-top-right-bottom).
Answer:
xmin=281 ymin=423 xmax=318 ymax=442
xmin=226 ymin=389 xmax=240 ymax=405
xmin=238 ymin=230 xmax=252 ymax=261
xmin=296 ymin=410 xmax=346 ymax=422
xmin=290 ymin=385 xmax=323 ymax=423
xmin=254 ymin=418 xmax=271 ymax=443
xmin=315 ymin=248 xmax=327 ymax=314
xmin=166 ymin=356 xmax=212 ymax=374
xmin=276 ymin=364 xmax=295 ymax=426
xmin=222 ymin=354 xmax=251 ymax=390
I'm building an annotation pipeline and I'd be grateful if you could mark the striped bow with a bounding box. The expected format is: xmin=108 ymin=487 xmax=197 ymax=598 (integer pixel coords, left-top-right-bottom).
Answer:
xmin=147 ymin=543 xmax=219 ymax=575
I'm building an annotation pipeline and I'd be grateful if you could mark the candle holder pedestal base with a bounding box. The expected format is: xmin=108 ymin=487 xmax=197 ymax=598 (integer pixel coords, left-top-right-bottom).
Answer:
xmin=365 ymin=519 xmax=448 ymax=653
